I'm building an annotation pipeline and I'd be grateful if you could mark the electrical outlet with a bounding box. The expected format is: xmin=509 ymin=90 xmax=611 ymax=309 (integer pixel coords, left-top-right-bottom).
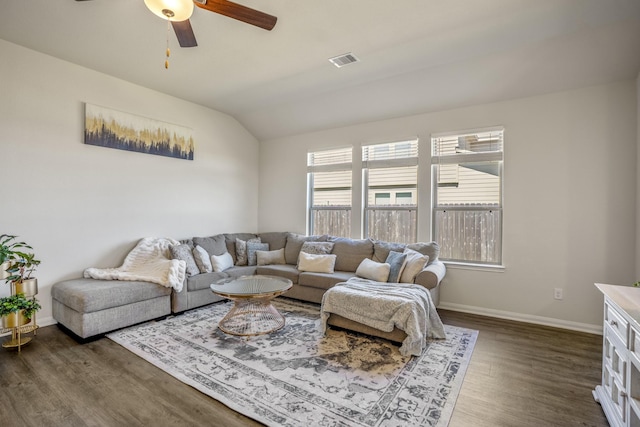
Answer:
xmin=554 ymin=288 xmax=563 ymax=300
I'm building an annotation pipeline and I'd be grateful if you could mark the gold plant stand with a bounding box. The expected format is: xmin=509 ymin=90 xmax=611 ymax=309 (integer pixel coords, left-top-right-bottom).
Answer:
xmin=2 ymin=319 xmax=38 ymax=351
xmin=1 ymin=280 xmax=39 ymax=352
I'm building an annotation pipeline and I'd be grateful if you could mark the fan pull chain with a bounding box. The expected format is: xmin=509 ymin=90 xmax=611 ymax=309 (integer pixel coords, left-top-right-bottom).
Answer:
xmin=165 ymin=20 xmax=171 ymax=69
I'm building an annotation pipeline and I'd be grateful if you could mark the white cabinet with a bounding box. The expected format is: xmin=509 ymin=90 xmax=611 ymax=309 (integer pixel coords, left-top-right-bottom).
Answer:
xmin=594 ymin=284 xmax=640 ymax=427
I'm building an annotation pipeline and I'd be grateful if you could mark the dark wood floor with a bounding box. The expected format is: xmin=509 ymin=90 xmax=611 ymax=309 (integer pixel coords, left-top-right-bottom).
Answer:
xmin=0 ymin=308 xmax=608 ymax=427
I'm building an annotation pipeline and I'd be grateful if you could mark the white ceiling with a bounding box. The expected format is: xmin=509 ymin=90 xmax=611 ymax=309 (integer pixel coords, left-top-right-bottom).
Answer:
xmin=2 ymin=0 xmax=640 ymax=140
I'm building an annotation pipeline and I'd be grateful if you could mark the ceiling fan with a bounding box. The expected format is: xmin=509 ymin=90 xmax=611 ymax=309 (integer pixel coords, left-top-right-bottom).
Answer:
xmin=76 ymin=0 xmax=277 ymax=48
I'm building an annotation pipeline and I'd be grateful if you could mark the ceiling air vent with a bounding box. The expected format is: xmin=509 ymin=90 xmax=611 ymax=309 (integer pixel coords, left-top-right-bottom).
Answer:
xmin=329 ymin=53 xmax=359 ymax=68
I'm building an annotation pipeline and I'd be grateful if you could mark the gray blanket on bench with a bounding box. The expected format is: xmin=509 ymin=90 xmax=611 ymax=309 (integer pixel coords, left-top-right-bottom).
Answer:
xmin=320 ymin=277 xmax=446 ymax=356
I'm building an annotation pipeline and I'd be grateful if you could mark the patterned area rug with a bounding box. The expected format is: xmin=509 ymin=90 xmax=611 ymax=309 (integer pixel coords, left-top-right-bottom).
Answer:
xmin=108 ymin=298 xmax=478 ymax=427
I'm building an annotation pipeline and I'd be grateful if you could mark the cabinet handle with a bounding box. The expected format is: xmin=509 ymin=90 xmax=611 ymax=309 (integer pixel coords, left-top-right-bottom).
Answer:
xmin=620 ymin=390 xmax=627 ymax=397
xmin=610 ymin=320 xmax=618 ymax=327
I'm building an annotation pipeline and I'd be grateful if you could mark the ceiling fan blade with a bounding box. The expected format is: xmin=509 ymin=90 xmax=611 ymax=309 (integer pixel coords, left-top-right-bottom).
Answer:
xmin=171 ymin=20 xmax=198 ymax=48
xmin=195 ymin=0 xmax=277 ymax=31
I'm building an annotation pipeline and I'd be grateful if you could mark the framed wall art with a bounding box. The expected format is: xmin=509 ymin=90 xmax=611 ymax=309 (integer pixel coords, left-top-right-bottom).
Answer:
xmin=84 ymin=103 xmax=194 ymax=160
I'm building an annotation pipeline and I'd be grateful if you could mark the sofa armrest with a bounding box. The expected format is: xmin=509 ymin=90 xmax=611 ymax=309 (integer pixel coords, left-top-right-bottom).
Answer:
xmin=414 ymin=260 xmax=446 ymax=290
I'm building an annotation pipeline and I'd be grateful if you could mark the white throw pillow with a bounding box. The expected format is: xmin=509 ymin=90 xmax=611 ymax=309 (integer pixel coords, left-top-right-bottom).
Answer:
xmin=192 ymin=245 xmax=213 ymax=273
xmin=257 ymin=248 xmax=286 ymax=266
xmin=297 ymin=252 xmax=337 ymax=274
xmin=211 ymin=252 xmax=234 ymax=272
xmin=355 ymin=258 xmax=391 ymax=282
xmin=400 ymin=248 xmax=429 ymax=283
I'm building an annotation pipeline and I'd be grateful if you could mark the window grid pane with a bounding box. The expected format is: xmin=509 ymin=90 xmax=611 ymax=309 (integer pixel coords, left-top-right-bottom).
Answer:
xmin=308 ymin=147 xmax=352 ymax=166
xmin=434 ymin=208 xmax=502 ymax=263
xmin=311 ymin=208 xmax=351 ymax=237
xmin=311 ymin=170 xmax=352 ymax=206
xmin=367 ymin=166 xmax=418 ymax=206
xmin=367 ymin=208 xmax=417 ymax=244
xmin=363 ymin=139 xmax=419 ymax=161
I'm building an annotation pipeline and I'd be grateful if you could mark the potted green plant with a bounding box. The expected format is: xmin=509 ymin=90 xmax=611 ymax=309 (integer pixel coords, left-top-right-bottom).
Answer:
xmin=0 ymin=234 xmax=32 ymax=281
xmin=0 ymin=293 xmax=41 ymax=329
xmin=6 ymin=251 xmax=41 ymax=297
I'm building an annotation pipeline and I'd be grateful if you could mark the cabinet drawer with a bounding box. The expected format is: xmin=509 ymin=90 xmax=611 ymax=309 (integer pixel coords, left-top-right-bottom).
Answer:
xmin=604 ymin=330 xmax=628 ymax=387
xmin=606 ymin=302 xmax=629 ymax=346
xmin=603 ymin=365 xmax=627 ymax=423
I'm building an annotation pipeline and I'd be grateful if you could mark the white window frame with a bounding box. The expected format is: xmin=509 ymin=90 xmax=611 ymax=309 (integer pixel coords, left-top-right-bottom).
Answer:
xmin=431 ymin=127 xmax=504 ymax=266
xmin=362 ymin=139 xmax=419 ymax=244
xmin=307 ymin=147 xmax=353 ymax=237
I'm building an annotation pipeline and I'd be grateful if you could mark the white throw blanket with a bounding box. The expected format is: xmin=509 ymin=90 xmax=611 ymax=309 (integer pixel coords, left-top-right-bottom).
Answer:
xmin=84 ymin=237 xmax=186 ymax=291
xmin=320 ymin=277 xmax=446 ymax=356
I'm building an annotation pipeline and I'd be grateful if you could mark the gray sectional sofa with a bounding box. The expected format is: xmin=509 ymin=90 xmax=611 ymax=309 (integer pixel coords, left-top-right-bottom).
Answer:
xmin=174 ymin=231 xmax=445 ymax=312
xmin=52 ymin=231 xmax=445 ymax=340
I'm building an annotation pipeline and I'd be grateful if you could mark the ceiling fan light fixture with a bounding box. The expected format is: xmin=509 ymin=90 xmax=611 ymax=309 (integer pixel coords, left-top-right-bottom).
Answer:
xmin=144 ymin=0 xmax=194 ymax=21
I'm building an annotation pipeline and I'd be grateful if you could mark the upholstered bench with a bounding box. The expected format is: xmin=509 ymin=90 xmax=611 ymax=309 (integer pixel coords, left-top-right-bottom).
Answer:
xmin=51 ymin=278 xmax=172 ymax=340
xmin=320 ymin=279 xmax=445 ymax=356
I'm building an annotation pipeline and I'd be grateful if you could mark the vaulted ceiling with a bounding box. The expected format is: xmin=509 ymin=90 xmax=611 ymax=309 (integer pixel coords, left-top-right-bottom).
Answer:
xmin=2 ymin=0 xmax=640 ymax=140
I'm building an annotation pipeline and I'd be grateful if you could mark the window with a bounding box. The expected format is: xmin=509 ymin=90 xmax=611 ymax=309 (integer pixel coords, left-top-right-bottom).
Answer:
xmin=363 ymin=139 xmax=418 ymax=244
xmin=307 ymin=147 xmax=352 ymax=237
xmin=432 ymin=128 xmax=504 ymax=265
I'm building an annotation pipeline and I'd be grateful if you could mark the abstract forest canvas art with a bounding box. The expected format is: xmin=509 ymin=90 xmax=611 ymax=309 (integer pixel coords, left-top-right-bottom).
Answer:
xmin=84 ymin=103 xmax=194 ymax=160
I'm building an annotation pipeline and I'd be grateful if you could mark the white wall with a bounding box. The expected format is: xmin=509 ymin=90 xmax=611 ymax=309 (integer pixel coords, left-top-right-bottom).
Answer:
xmin=637 ymin=72 xmax=640 ymax=280
xmin=259 ymin=80 xmax=638 ymax=331
xmin=0 ymin=40 xmax=260 ymax=325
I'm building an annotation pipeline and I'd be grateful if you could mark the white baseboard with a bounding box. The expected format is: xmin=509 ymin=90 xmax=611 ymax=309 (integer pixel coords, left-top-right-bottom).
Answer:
xmin=438 ymin=302 xmax=603 ymax=335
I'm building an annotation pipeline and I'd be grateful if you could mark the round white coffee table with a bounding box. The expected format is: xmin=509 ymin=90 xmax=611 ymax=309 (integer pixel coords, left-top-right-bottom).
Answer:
xmin=210 ymin=275 xmax=292 ymax=336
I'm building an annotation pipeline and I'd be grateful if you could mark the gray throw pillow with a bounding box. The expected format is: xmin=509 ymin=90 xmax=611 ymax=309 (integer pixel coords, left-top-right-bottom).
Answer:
xmin=170 ymin=244 xmax=199 ymax=276
xmin=247 ymin=242 xmax=269 ymax=266
xmin=386 ymin=250 xmax=408 ymax=283
xmin=236 ymin=237 xmax=261 ymax=266
xmin=300 ymin=241 xmax=334 ymax=255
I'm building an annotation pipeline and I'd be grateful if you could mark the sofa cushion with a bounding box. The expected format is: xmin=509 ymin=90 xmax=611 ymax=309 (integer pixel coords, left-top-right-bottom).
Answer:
xmin=224 ymin=233 xmax=258 ymax=263
xmin=372 ymin=240 xmax=406 ymax=263
xmin=256 ymin=264 xmax=300 ymax=284
xmin=51 ymin=278 xmax=171 ymax=313
xmin=187 ymin=271 xmax=229 ymax=292
xmin=192 ymin=234 xmax=227 ymax=257
xmin=193 ymin=245 xmax=213 ymax=273
xmin=170 ymin=244 xmax=199 ymax=276
xmin=355 ymin=258 xmax=390 ymax=282
xmin=284 ymin=233 xmax=328 ymax=265
xmin=406 ymin=241 xmax=440 ymax=264
xmin=257 ymin=248 xmax=286 ymax=266
xmin=225 ymin=266 xmax=258 ymax=278
xmin=386 ymin=250 xmax=408 ymax=283
xmin=329 ymin=237 xmax=374 ymax=272
xmin=211 ymin=252 xmax=234 ymax=272
xmin=298 ymin=252 xmax=337 ymax=274
xmin=298 ymin=271 xmax=356 ymax=290
xmin=258 ymin=232 xmax=288 ymax=251
xmin=400 ymin=248 xmax=429 ymax=283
